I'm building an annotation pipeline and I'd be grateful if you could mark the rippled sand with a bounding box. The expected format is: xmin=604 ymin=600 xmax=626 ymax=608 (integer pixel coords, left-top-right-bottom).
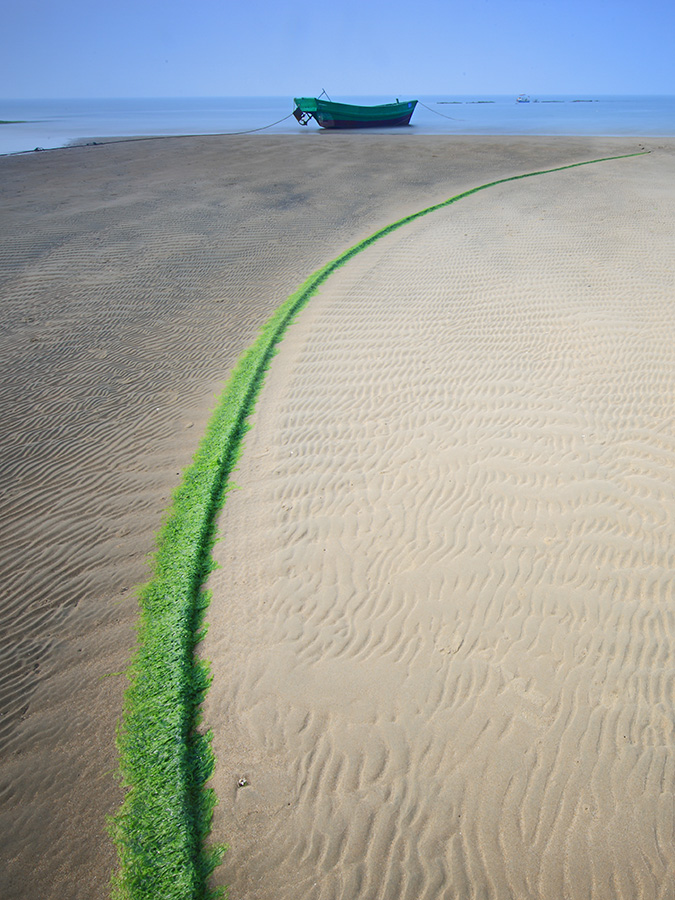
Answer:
xmin=203 ymin=145 xmax=675 ymax=899
xmin=0 ymin=134 xmax=671 ymax=898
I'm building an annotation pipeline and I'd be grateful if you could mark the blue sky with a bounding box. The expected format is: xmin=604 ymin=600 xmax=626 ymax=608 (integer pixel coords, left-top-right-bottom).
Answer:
xmin=3 ymin=0 xmax=674 ymax=98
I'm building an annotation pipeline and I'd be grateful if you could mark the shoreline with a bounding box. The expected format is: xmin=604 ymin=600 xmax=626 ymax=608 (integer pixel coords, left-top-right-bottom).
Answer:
xmin=1 ymin=135 xmax=673 ymax=898
xmin=3 ymin=127 xmax=674 ymax=160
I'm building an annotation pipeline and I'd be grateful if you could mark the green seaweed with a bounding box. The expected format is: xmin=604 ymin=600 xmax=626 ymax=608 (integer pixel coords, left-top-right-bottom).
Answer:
xmin=110 ymin=149 xmax=648 ymax=900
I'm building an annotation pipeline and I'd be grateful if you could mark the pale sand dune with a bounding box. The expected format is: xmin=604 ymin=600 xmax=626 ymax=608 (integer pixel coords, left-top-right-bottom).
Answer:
xmin=204 ymin=147 xmax=675 ymax=899
xmin=0 ymin=135 xmax=668 ymax=898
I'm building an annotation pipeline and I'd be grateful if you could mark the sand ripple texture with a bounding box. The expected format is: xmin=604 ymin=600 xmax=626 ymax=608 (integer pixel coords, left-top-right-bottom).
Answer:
xmin=3 ymin=134 xmax=560 ymax=899
xmin=204 ymin=149 xmax=675 ymax=900
xmin=0 ymin=136 xmax=659 ymax=897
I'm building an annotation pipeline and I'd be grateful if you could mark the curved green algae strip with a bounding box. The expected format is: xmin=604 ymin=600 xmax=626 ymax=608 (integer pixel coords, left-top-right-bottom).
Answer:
xmin=110 ymin=150 xmax=648 ymax=900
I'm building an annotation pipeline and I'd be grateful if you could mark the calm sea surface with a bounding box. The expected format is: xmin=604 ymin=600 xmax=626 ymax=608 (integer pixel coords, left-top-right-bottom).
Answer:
xmin=1 ymin=95 xmax=674 ymax=156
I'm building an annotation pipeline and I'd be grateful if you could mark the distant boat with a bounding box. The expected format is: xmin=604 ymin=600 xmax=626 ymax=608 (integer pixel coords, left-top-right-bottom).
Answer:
xmin=293 ymin=97 xmax=418 ymax=129
xmin=516 ymin=94 xmax=530 ymax=103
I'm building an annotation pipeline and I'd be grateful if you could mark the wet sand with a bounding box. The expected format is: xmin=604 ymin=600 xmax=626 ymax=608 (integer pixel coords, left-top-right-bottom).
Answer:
xmin=0 ymin=134 xmax=672 ymax=898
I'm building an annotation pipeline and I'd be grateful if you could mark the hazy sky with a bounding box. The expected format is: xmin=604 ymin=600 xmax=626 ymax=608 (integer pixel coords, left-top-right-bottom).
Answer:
xmin=3 ymin=0 xmax=674 ymax=98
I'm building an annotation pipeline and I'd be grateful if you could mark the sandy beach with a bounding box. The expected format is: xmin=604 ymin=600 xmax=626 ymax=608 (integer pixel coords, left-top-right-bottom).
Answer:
xmin=1 ymin=133 xmax=674 ymax=899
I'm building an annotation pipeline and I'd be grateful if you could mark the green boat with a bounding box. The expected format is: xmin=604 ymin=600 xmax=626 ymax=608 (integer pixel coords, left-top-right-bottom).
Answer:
xmin=293 ymin=97 xmax=418 ymax=129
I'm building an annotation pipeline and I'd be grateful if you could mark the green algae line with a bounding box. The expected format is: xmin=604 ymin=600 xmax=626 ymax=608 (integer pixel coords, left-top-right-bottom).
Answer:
xmin=110 ymin=150 xmax=648 ymax=900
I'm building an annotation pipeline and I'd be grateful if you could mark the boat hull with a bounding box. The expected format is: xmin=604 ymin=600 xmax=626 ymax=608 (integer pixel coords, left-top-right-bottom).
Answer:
xmin=293 ymin=98 xmax=417 ymax=129
xmin=316 ymin=110 xmax=415 ymax=128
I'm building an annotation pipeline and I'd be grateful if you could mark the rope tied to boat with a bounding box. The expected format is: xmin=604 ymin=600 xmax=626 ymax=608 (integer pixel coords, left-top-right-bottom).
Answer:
xmin=418 ymin=101 xmax=464 ymax=121
xmin=222 ymin=111 xmax=296 ymax=135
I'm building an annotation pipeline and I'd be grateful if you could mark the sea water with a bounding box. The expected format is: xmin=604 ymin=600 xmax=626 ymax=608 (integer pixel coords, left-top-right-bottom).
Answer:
xmin=1 ymin=95 xmax=674 ymax=156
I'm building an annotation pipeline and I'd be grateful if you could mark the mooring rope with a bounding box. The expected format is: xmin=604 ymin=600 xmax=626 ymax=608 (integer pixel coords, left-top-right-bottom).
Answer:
xmin=18 ymin=111 xmax=298 ymax=154
xmin=418 ymin=100 xmax=463 ymax=121
xmin=220 ymin=111 xmax=296 ymax=135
